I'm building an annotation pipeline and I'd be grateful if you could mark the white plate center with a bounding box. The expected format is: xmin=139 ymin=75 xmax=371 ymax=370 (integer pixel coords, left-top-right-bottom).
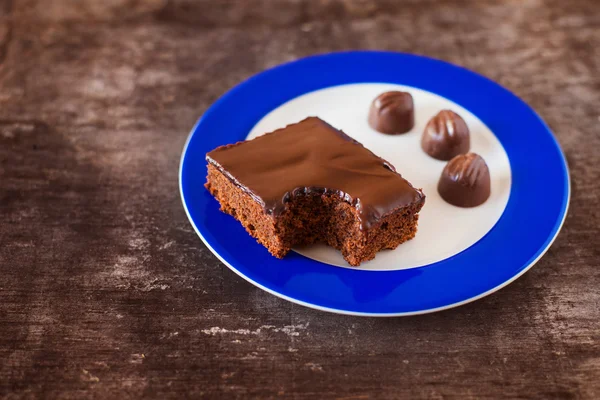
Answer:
xmin=247 ymin=83 xmax=511 ymax=271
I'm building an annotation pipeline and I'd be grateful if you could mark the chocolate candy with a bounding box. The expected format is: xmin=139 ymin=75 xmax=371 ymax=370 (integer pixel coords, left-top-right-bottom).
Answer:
xmin=438 ymin=153 xmax=490 ymax=207
xmin=368 ymin=91 xmax=414 ymax=134
xmin=421 ymin=110 xmax=470 ymax=160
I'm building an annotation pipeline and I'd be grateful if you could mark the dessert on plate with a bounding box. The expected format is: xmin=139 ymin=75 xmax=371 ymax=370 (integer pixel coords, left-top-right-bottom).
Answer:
xmin=438 ymin=153 xmax=491 ymax=207
xmin=368 ymin=91 xmax=415 ymax=135
xmin=205 ymin=117 xmax=425 ymax=266
xmin=422 ymin=110 xmax=470 ymax=161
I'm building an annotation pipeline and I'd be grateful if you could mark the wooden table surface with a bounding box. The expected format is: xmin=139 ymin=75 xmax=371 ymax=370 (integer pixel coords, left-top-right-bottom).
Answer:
xmin=1 ymin=0 xmax=599 ymax=398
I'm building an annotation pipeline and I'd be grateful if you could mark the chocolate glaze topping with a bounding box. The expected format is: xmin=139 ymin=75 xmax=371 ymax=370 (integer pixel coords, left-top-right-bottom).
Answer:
xmin=438 ymin=153 xmax=490 ymax=207
xmin=368 ymin=91 xmax=415 ymax=134
xmin=207 ymin=117 xmax=424 ymax=229
xmin=421 ymin=110 xmax=470 ymax=161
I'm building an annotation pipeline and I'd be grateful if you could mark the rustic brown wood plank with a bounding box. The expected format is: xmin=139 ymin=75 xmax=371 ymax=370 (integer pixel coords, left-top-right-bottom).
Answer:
xmin=1 ymin=0 xmax=599 ymax=398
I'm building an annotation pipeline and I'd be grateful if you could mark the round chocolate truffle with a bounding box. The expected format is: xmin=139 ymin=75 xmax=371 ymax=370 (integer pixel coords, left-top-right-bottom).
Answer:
xmin=422 ymin=110 xmax=470 ymax=161
xmin=368 ymin=91 xmax=414 ymax=134
xmin=438 ymin=153 xmax=490 ymax=208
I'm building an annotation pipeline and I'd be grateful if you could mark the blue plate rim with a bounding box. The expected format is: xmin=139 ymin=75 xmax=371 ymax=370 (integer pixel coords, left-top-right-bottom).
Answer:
xmin=179 ymin=50 xmax=570 ymax=316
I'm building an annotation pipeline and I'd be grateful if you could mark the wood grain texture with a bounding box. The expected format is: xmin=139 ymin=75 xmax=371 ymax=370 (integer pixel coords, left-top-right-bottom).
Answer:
xmin=0 ymin=0 xmax=598 ymax=398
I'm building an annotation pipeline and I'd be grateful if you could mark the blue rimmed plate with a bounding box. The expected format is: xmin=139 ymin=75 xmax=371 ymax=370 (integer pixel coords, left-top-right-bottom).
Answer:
xmin=180 ymin=51 xmax=569 ymax=316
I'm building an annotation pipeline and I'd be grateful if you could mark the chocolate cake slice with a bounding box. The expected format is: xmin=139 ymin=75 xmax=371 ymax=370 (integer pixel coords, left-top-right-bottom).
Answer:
xmin=205 ymin=117 xmax=425 ymax=266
